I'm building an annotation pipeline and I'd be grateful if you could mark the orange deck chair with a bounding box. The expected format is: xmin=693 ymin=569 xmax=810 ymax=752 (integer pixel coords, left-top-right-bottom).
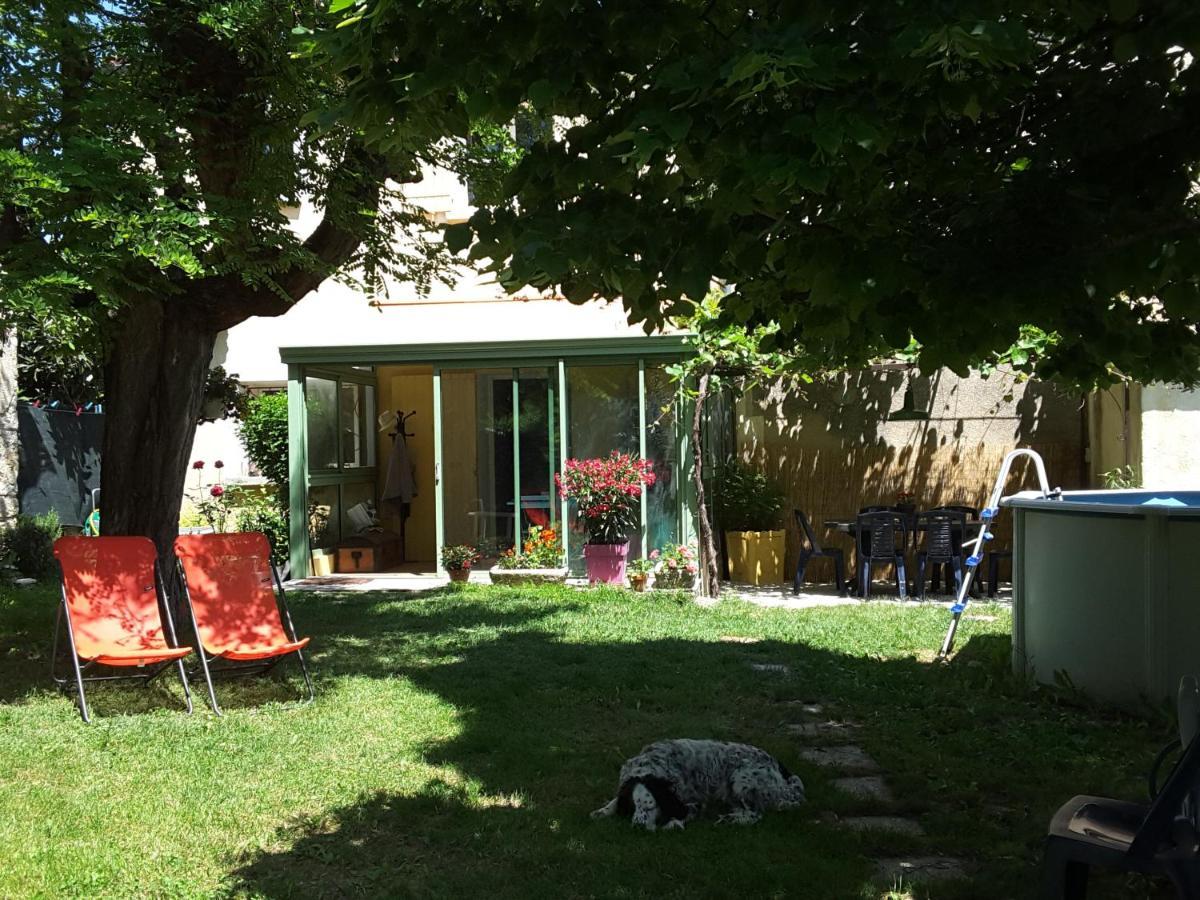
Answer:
xmin=173 ymin=532 xmax=313 ymax=715
xmin=52 ymin=536 xmax=193 ymax=723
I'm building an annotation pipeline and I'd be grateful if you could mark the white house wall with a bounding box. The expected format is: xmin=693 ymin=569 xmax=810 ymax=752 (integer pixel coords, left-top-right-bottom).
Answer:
xmin=1140 ymin=384 xmax=1200 ymax=489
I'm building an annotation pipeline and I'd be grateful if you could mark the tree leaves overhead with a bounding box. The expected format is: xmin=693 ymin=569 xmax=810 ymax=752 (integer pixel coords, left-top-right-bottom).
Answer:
xmin=331 ymin=0 xmax=1200 ymax=387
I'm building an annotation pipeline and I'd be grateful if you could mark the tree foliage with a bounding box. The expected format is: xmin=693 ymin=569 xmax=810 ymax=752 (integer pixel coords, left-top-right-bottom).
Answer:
xmin=0 ymin=1 xmax=479 ymax=553
xmin=332 ymin=0 xmax=1200 ymax=387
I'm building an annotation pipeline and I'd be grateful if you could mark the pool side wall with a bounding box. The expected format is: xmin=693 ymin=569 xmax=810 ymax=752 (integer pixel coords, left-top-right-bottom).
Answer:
xmin=1010 ymin=494 xmax=1200 ymax=707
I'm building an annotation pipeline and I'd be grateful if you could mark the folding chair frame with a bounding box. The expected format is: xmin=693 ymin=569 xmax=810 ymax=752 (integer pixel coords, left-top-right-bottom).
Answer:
xmin=176 ymin=558 xmax=314 ymax=716
xmin=51 ymin=560 xmax=193 ymax=724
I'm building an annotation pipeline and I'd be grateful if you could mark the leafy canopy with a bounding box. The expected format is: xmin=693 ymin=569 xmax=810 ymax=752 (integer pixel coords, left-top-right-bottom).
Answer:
xmin=329 ymin=0 xmax=1200 ymax=387
xmin=0 ymin=1 xmax=457 ymax=366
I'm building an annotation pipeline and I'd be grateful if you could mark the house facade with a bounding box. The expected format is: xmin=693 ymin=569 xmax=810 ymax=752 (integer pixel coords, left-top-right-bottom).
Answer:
xmin=192 ymin=164 xmax=696 ymax=578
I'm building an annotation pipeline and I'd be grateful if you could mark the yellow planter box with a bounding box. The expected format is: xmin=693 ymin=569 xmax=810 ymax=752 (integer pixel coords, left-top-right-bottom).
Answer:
xmin=725 ymin=530 xmax=786 ymax=586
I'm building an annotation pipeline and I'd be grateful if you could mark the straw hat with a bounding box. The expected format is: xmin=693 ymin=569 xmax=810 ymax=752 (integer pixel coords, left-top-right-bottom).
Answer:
xmin=377 ymin=410 xmax=399 ymax=433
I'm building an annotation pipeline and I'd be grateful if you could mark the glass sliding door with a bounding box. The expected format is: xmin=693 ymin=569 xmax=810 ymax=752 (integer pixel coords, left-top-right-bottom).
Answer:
xmin=565 ymin=364 xmax=641 ymax=570
xmin=644 ymin=365 xmax=681 ymax=552
xmin=439 ymin=368 xmax=514 ymax=562
xmin=516 ymin=368 xmax=558 ymax=538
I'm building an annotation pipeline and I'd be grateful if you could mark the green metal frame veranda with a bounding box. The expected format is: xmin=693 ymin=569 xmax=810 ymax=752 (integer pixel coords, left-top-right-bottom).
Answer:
xmin=281 ymin=336 xmax=699 ymax=578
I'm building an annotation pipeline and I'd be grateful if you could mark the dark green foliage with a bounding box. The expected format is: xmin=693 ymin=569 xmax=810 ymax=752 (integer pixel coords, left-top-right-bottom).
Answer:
xmin=237 ymin=392 xmax=290 ymax=501
xmin=327 ymin=0 xmax=1200 ymax=387
xmin=715 ymin=462 xmax=785 ymax=532
xmin=2 ymin=511 xmax=60 ymax=579
xmin=233 ymin=500 xmax=288 ymax=567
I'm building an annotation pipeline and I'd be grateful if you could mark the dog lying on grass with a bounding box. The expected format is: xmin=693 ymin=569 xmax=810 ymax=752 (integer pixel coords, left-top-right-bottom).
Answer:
xmin=591 ymin=738 xmax=806 ymax=830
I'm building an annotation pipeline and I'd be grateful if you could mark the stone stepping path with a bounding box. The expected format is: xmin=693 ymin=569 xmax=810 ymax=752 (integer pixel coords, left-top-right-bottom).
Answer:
xmin=832 ymin=775 xmax=894 ymax=802
xmin=875 ymin=857 xmax=967 ymax=882
xmin=764 ymin=690 xmax=966 ymax=884
xmin=840 ymin=816 xmax=924 ymax=836
xmin=784 ymin=720 xmax=859 ymax=740
xmin=798 ymin=745 xmax=879 ymax=773
xmin=748 ymin=662 xmax=790 ymax=674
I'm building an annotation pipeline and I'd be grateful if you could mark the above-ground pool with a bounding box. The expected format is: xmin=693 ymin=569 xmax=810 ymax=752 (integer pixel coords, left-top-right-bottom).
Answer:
xmin=1005 ymin=489 xmax=1200 ymax=707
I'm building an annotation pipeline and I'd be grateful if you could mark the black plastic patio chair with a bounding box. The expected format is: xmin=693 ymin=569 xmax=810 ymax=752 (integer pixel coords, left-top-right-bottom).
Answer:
xmin=792 ymin=509 xmax=846 ymax=596
xmin=915 ymin=509 xmax=967 ymax=600
xmin=926 ymin=505 xmax=977 ymax=594
xmin=986 ymin=548 xmax=1013 ymax=597
xmin=1041 ymin=727 xmax=1200 ymax=897
xmin=855 ymin=511 xmax=908 ymax=599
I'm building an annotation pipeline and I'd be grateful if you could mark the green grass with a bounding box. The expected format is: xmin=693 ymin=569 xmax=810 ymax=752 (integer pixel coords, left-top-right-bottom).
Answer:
xmin=0 ymin=583 xmax=1175 ymax=898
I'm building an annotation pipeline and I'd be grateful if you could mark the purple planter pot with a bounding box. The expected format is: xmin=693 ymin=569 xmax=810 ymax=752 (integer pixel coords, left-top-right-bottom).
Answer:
xmin=583 ymin=542 xmax=630 ymax=585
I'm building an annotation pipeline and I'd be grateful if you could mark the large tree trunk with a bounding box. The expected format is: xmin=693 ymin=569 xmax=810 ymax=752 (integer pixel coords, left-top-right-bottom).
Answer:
xmin=691 ymin=369 xmax=721 ymax=597
xmin=101 ymin=297 xmax=217 ymax=563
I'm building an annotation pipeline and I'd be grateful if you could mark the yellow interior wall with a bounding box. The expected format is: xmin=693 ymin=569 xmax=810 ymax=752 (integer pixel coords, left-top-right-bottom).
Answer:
xmin=440 ymin=371 xmax=480 ymax=547
xmin=1087 ymin=384 xmax=1142 ymax=485
xmin=376 ymin=365 xmax=436 ymax=562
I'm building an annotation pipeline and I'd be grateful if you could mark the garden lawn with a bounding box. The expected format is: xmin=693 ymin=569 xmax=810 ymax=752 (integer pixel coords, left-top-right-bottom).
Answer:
xmin=0 ymin=583 xmax=1174 ymax=899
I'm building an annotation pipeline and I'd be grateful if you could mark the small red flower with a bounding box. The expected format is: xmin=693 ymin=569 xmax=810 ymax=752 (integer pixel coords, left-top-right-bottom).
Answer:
xmin=192 ymin=460 xmax=205 ymax=470
xmin=210 ymin=485 xmax=224 ymax=498
xmin=214 ymin=460 xmax=224 ymax=469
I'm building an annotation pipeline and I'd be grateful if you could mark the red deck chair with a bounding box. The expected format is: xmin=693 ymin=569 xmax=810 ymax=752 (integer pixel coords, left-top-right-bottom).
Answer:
xmin=173 ymin=532 xmax=313 ymax=715
xmin=52 ymin=537 xmax=193 ymax=723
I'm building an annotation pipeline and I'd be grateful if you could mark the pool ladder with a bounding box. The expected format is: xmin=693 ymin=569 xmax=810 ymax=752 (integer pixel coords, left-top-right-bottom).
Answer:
xmin=938 ymin=449 xmax=1061 ymax=657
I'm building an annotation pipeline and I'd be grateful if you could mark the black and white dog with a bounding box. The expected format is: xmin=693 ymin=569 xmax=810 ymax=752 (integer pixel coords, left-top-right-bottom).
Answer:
xmin=591 ymin=739 xmax=806 ymax=830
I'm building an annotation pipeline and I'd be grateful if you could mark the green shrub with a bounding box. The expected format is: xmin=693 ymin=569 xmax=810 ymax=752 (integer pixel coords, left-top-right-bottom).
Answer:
xmin=2 ymin=510 xmax=61 ymax=579
xmin=715 ymin=462 xmax=785 ymax=532
xmin=237 ymin=392 xmax=289 ymax=505
xmin=234 ymin=500 xmax=289 ymax=568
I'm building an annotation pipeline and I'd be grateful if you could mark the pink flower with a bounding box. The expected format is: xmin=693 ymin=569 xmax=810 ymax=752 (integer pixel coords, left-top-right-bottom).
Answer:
xmin=685 ymin=563 xmax=697 ymax=574
xmin=649 ymin=549 xmax=660 ymax=559
xmin=667 ymin=558 xmax=678 ymax=569
xmin=210 ymin=485 xmax=224 ymax=498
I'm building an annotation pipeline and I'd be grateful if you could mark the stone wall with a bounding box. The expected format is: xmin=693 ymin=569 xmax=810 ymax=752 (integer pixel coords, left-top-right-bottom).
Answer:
xmin=0 ymin=331 xmax=17 ymax=528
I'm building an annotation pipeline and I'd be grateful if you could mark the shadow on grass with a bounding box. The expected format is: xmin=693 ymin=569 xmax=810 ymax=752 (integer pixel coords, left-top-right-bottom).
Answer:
xmin=223 ymin=590 xmax=1171 ymax=900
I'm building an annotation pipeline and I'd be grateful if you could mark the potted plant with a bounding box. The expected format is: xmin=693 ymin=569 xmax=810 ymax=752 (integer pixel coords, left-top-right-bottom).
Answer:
xmin=716 ymin=462 xmax=786 ymax=586
xmin=653 ymin=543 xmax=699 ymax=591
xmin=489 ymin=525 xmax=569 ymax=585
xmin=441 ymin=544 xmax=480 ymax=582
xmin=309 ymin=501 xmax=334 ymax=576
xmin=627 ymin=556 xmax=654 ymax=592
xmin=556 ymin=451 xmax=655 ymax=585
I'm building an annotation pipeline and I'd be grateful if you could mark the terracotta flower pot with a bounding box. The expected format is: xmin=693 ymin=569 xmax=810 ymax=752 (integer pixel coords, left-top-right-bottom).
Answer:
xmin=447 ymin=568 xmax=471 ymax=583
xmin=583 ymin=542 xmax=629 ymax=585
xmin=629 ymin=573 xmax=649 ymax=592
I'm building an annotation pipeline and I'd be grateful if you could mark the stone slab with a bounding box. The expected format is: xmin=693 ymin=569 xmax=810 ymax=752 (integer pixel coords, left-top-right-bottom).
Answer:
xmin=798 ymin=745 xmax=879 ymax=772
xmin=840 ymin=816 xmax=924 ymax=836
xmin=832 ymin=776 xmax=894 ymax=802
xmin=875 ymin=857 xmax=967 ymax=882
xmin=784 ymin=721 xmax=859 ymax=739
xmin=749 ymin=663 xmax=790 ymax=674
xmin=719 ymin=635 xmax=761 ymax=644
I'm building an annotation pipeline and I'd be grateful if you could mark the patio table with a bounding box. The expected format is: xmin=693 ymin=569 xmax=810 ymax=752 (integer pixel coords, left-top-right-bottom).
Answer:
xmin=822 ymin=517 xmax=983 ymax=597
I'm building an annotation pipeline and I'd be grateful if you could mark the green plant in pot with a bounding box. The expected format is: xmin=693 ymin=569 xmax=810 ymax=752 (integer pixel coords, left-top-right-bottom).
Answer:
xmin=441 ymin=544 xmax=480 ymax=582
xmin=716 ymin=462 xmax=786 ymax=586
xmin=627 ymin=556 xmax=654 ymax=591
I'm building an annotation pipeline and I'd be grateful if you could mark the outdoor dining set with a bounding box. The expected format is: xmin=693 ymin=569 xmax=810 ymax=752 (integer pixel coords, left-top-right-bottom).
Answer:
xmin=792 ymin=504 xmax=1011 ymax=600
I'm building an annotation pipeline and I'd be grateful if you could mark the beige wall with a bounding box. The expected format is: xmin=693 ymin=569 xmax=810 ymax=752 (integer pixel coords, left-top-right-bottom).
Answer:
xmin=1140 ymin=384 xmax=1200 ymax=488
xmin=737 ymin=367 xmax=1085 ymax=580
xmin=376 ymin=366 xmax=436 ymax=562
xmin=1087 ymin=384 xmax=1141 ymax=486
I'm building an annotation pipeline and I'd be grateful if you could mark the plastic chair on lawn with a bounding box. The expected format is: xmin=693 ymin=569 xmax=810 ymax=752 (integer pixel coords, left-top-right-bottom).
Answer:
xmin=855 ymin=511 xmax=909 ymax=599
xmin=915 ymin=509 xmax=967 ymax=600
xmin=792 ymin=509 xmax=846 ymax=596
xmin=174 ymin=532 xmax=313 ymax=716
xmin=1042 ymin=675 xmax=1200 ymax=898
xmin=51 ymin=536 xmax=193 ymax=723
